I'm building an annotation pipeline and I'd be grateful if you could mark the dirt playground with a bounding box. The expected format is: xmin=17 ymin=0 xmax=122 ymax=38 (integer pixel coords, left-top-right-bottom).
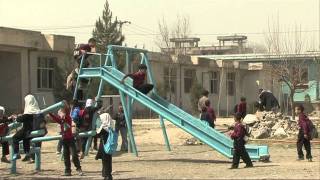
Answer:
xmin=0 ymin=118 xmax=319 ymax=179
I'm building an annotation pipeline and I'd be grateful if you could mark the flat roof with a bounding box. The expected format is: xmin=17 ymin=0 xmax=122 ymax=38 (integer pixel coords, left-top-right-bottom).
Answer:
xmin=170 ymin=37 xmax=200 ymax=43
xmin=217 ymin=35 xmax=247 ymax=41
xmin=195 ymin=53 xmax=320 ymax=62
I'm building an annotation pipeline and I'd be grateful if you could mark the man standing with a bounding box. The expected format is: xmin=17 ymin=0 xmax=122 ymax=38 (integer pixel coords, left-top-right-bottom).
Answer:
xmin=198 ymin=90 xmax=209 ymax=115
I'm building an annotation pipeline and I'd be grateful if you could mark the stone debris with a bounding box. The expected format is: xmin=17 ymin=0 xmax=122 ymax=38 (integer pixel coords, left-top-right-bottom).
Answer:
xmin=245 ymin=111 xmax=319 ymax=139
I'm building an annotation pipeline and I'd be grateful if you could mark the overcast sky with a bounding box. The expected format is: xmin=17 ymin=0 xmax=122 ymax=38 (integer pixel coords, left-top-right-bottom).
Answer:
xmin=0 ymin=0 xmax=318 ymax=52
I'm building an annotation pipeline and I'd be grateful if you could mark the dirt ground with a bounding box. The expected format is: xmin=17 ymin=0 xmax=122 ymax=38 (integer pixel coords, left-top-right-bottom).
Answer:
xmin=0 ymin=118 xmax=319 ymax=180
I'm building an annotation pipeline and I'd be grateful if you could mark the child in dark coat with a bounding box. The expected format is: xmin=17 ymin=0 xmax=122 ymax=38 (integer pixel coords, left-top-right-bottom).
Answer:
xmin=115 ymin=105 xmax=128 ymax=151
xmin=200 ymin=107 xmax=211 ymax=126
xmin=230 ymin=113 xmax=253 ymax=169
xmin=235 ymin=97 xmax=247 ymax=119
xmin=48 ymin=101 xmax=83 ymax=176
xmin=121 ymin=64 xmax=154 ymax=95
xmin=205 ymin=100 xmax=216 ymax=128
xmin=295 ymin=105 xmax=313 ymax=161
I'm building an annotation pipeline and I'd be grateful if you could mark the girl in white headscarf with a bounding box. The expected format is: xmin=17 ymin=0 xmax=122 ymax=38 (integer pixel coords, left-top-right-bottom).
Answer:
xmin=95 ymin=112 xmax=115 ymax=180
xmin=12 ymin=94 xmax=40 ymax=161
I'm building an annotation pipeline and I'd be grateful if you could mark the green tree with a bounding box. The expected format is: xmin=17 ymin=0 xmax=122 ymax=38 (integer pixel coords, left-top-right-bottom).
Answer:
xmin=92 ymin=0 xmax=124 ymax=53
xmin=92 ymin=0 xmax=126 ymax=95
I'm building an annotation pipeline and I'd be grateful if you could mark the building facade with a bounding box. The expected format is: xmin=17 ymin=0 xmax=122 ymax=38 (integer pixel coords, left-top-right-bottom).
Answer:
xmin=0 ymin=27 xmax=75 ymax=113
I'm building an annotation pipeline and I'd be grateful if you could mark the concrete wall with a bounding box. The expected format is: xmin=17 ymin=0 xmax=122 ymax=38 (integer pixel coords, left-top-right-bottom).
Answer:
xmin=0 ymin=51 xmax=22 ymax=113
xmin=0 ymin=27 xmax=75 ymax=112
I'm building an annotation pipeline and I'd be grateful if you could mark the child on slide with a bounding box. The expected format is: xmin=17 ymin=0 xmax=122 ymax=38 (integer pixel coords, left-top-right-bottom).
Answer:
xmin=121 ymin=64 xmax=154 ymax=95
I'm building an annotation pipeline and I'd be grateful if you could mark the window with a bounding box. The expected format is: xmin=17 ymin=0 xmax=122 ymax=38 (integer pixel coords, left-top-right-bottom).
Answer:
xmin=164 ymin=67 xmax=177 ymax=93
xmin=184 ymin=69 xmax=196 ymax=93
xmin=226 ymin=72 xmax=235 ymax=96
xmin=210 ymin=71 xmax=219 ymax=94
xmin=37 ymin=57 xmax=56 ymax=89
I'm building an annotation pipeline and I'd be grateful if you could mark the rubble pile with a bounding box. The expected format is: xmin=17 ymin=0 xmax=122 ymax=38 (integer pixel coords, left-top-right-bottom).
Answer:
xmin=244 ymin=112 xmax=300 ymax=139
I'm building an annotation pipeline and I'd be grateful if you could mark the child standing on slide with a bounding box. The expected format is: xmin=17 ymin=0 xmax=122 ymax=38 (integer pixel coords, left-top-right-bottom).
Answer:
xmin=121 ymin=64 xmax=154 ymax=95
xmin=48 ymin=101 xmax=83 ymax=176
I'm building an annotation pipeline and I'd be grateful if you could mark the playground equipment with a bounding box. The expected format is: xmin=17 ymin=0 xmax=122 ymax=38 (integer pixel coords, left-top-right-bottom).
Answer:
xmin=1 ymin=101 xmax=64 ymax=174
xmin=1 ymin=101 xmax=98 ymax=174
xmin=73 ymin=45 xmax=270 ymax=161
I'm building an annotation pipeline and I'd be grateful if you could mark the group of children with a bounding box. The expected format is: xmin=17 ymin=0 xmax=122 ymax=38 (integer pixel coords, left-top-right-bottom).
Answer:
xmin=198 ymin=91 xmax=314 ymax=169
xmin=0 ymin=37 xmax=315 ymax=179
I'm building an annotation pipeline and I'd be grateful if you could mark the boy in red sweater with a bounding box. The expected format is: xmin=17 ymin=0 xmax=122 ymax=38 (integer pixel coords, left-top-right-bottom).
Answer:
xmin=121 ymin=64 xmax=154 ymax=95
xmin=230 ymin=113 xmax=253 ymax=169
xmin=295 ymin=105 xmax=312 ymax=161
xmin=48 ymin=101 xmax=83 ymax=176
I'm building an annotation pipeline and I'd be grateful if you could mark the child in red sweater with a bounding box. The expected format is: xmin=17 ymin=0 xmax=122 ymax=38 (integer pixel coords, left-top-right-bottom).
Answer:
xmin=48 ymin=101 xmax=83 ymax=176
xmin=295 ymin=105 xmax=312 ymax=161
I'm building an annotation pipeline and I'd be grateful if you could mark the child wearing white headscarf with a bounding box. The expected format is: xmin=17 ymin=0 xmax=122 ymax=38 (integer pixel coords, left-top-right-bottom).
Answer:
xmin=95 ymin=113 xmax=115 ymax=180
xmin=12 ymin=94 xmax=40 ymax=162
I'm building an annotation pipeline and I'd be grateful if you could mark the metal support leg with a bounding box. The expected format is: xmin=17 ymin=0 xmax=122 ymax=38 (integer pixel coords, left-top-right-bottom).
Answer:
xmin=84 ymin=137 xmax=93 ymax=156
xmin=120 ymin=92 xmax=138 ymax=157
xmin=35 ymin=148 xmax=41 ymax=171
xmin=9 ymin=141 xmax=16 ymax=174
xmin=159 ymin=116 xmax=171 ymax=151
xmin=127 ymin=96 xmax=133 ymax=153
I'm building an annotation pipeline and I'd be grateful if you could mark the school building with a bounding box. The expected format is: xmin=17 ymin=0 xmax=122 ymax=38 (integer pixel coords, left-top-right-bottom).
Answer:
xmin=129 ymin=37 xmax=320 ymax=117
xmin=0 ymin=27 xmax=74 ymax=113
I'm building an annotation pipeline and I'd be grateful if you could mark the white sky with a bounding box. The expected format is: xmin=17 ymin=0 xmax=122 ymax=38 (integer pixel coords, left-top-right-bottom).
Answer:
xmin=0 ymin=0 xmax=319 ymax=52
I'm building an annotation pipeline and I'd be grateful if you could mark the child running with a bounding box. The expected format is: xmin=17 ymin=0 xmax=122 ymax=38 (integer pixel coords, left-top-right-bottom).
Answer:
xmin=230 ymin=113 xmax=253 ymax=169
xmin=121 ymin=64 xmax=154 ymax=95
xmin=48 ymin=101 xmax=83 ymax=176
xmin=295 ymin=105 xmax=313 ymax=161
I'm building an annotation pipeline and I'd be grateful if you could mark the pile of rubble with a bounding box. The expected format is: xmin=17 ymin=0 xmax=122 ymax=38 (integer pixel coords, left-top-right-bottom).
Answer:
xmin=243 ymin=111 xmax=319 ymax=139
xmin=245 ymin=112 xmax=298 ymax=139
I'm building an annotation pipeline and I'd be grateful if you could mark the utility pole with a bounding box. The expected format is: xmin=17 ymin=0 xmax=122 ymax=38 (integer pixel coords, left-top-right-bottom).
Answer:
xmin=117 ymin=20 xmax=131 ymax=35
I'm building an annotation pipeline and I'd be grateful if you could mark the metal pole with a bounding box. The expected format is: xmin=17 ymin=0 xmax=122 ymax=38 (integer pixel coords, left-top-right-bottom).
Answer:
xmin=9 ymin=140 xmax=16 ymax=174
xmin=73 ymin=55 xmax=85 ymax=100
xmin=159 ymin=116 xmax=171 ymax=151
xmin=119 ymin=91 xmax=138 ymax=156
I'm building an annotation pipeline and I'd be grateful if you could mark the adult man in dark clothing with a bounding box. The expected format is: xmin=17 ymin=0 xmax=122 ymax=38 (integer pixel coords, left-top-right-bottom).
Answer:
xmin=258 ymin=89 xmax=280 ymax=111
xmin=230 ymin=113 xmax=253 ymax=169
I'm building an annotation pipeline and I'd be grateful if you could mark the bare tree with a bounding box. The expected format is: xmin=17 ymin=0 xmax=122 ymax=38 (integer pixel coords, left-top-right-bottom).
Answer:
xmin=156 ymin=15 xmax=191 ymax=103
xmin=264 ymin=18 xmax=309 ymax=118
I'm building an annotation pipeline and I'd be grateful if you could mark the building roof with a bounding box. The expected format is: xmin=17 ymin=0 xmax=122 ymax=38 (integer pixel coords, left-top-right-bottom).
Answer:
xmin=195 ymin=53 xmax=320 ymax=62
xmin=217 ymin=35 xmax=247 ymax=41
xmin=170 ymin=37 xmax=200 ymax=43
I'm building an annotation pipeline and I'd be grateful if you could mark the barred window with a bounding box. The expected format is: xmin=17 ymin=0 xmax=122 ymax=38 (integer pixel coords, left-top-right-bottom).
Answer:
xmin=210 ymin=71 xmax=219 ymax=94
xmin=164 ymin=67 xmax=177 ymax=93
xmin=184 ymin=69 xmax=196 ymax=93
xmin=37 ymin=57 xmax=56 ymax=89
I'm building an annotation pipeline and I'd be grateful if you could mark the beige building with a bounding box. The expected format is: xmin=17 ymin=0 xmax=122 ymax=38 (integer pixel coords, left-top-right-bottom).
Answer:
xmin=0 ymin=27 xmax=74 ymax=113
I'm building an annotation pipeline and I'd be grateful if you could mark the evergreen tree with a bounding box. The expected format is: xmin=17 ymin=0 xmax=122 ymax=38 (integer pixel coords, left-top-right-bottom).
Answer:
xmin=92 ymin=0 xmax=124 ymax=53
xmin=92 ymin=0 xmax=125 ymax=95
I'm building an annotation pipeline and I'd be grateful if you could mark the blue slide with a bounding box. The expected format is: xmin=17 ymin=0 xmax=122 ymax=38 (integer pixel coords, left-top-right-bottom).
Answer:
xmin=79 ymin=66 xmax=270 ymax=161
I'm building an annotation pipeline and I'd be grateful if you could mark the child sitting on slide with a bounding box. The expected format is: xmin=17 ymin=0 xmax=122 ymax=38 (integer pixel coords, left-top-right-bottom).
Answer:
xmin=121 ymin=64 xmax=154 ymax=95
xmin=48 ymin=101 xmax=83 ymax=176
